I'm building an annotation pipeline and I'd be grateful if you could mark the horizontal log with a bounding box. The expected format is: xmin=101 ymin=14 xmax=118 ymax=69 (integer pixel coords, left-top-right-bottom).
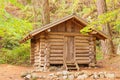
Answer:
xmin=75 ymin=37 xmax=90 ymax=40
xmin=75 ymin=40 xmax=89 ymax=43
xmin=40 ymin=43 xmax=45 ymax=47
xmin=40 ymin=39 xmax=64 ymax=43
xmin=51 ymin=42 xmax=64 ymax=46
xmin=50 ymin=57 xmax=63 ymax=61
xmin=76 ymin=60 xmax=90 ymax=64
xmin=75 ymin=50 xmax=90 ymax=53
xmin=50 ymin=52 xmax=63 ymax=54
xmin=49 ymin=38 xmax=64 ymax=42
xmin=34 ymin=61 xmax=44 ymax=64
xmin=50 ymin=54 xmax=63 ymax=57
xmin=50 ymin=49 xmax=63 ymax=53
xmin=34 ymin=63 xmax=44 ymax=66
xmin=40 ymin=42 xmax=45 ymax=44
xmin=50 ymin=61 xmax=63 ymax=64
xmin=40 ymin=46 xmax=45 ymax=49
xmin=75 ymin=43 xmax=89 ymax=46
xmin=50 ymin=46 xmax=63 ymax=50
xmin=35 ymin=53 xmax=44 ymax=57
xmin=76 ymin=52 xmax=90 ymax=54
xmin=75 ymin=47 xmax=90 ymax=50
xmin=76 ymin=54 xmax=89 ymax=57
xmin=30 ymin=59 xmax=34 ymax=61
xmin=34 ymin=55 xmax=40 ymax=58
xmin=34 ymin=57 xmax=46 ymax=61
xmin=34 ymin=59 xmax=40 ymax=63
xmin=48 ymin=35 xmax=64 ymax=39
xmin=48 ymin=32 xmax=90 ymax=37
xmin=76 ymin=57 xmax=90 ymax=60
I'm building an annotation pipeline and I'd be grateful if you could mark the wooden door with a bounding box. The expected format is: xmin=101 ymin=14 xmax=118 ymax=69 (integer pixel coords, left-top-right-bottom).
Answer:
xmin=64 ymin=36 xmax=75 ymax=63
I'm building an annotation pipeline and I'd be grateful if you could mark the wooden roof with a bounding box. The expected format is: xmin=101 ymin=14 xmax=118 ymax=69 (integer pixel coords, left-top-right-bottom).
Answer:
xmin=20 ymin=14 xmax=109 ymax=43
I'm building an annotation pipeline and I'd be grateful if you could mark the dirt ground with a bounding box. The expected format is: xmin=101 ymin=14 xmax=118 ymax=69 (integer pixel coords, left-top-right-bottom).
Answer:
xmin=0 ymin=57 xmax=120 ymax=80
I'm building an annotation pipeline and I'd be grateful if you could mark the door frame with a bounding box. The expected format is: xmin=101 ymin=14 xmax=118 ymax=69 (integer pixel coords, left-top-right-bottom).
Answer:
xmin=64 ymin=36 xmax=75 ymax=64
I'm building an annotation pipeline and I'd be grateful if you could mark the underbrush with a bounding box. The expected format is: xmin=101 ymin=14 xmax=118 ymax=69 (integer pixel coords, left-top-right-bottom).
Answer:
xmin=96 ymin=46 xmax=103 ymax=60
xmin=0 ymin=43 xmax=30 ymax=66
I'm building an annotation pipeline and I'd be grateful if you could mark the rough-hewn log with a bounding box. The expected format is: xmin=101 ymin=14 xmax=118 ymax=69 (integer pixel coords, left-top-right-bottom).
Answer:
xmin=76 ymin=57 xmax=90 ymax=60
xmin=48 ymin=32 xmax=90 ymax=37
xmin=50 ymin=61 xmax=63 ymax=64
xmin=77 ymin=61 xmax=90 ymax=64
xmin=89 ymin=36 xmax=96 ymax=67
xmin=75 ymin=50 xmax=90 ymax=53
xmin=76 ymin=54 xmax=89 ymax=57
xmin=50 ymin=54 xmax=63 ymax=57
xmin=30 ymin=39 xmax=36 ymax=64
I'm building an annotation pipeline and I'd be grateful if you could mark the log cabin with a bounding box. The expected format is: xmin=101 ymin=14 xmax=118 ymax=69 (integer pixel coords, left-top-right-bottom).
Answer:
xmin=20 ymin=14 xmax=108 ymax=71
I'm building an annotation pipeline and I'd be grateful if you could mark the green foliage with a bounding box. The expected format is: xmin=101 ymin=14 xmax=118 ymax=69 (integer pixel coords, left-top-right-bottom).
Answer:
xmin=0 ymin=9 xmax=32 ymax=49
xmin=80 ymin=26 xmax=92 ymax=34
xmin=80 ymin=9 xmax=120 ymax=33
xmin=0 ymin=0 xmax=119 ymax=65
xmin=0 ymin=0 xmax=32 ymax=65
xmin=0 ymin=44 xmax=30 ymax=65
xmin=96 ymin=46 xmax=103 ymax=60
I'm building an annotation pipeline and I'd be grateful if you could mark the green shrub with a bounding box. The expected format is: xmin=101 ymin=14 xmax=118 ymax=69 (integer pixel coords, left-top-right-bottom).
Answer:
xmin=0 ymin=43 xmax=30 ymax=65
xmin=96 ymin=46 xmax=103 ymax=60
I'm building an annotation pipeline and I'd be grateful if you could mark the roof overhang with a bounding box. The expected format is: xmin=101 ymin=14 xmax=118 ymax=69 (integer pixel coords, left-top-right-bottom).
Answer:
xmin=19 ymin=14 xmax=109 ymax=43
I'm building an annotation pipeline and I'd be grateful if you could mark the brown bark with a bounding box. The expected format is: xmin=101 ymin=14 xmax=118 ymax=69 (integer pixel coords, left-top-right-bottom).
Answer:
xmin=31 ymin=0 xmax=41 ymax=29
xmin=41 ymin=0 xmax=50 ymax=25
xmin=96 ymin=0 xmax=115 ymax=59
xmin=41 ymin=0 xmax=50 ymax=71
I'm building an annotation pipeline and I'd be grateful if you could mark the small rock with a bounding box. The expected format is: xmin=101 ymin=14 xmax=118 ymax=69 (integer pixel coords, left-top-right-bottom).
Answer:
xmin=56 ymin=72 xmax=62 ymax=77
xmin=79 ymin=72 xmax=85 ymax=75
xmin=98 ymin=72 xmax=106 ymax=78
xmin=49 ymin=73 xmax=55 ymax=77
xmin=77 ymin=74 xmax=88 ymax=80
xmin=82 ymin=74 xmax=88 ymax=79
xmin=38 ymin=75 xmax=46 ymax=79
xmin=26 ymin=74 xmax=31 ymax=79
xmin=63 ymin=75 xmax=68 ymax=79
xmin=105 ymin=73 xmax=115 ymax=79
xmin=35 ymin=67 xmax=44 ymax=72
xmin=24 ymin=74 xmax=31 ymax=80
xmin=77 ymin=75 xmax=85 ymax=80
xmin=74 ymin=72 xmax=80 ymax=78
xmin=68 ymin=74 xmax=74 ymax=80
xmin=31 ymin=74 xmax=38 ymax=80
xmin=62 ymin=71 xmax=69 ymax=76
xmin=92 ymin=72 xmax=99 ymax=79
xmin=21 ymin=72 xmax=29 ymax=78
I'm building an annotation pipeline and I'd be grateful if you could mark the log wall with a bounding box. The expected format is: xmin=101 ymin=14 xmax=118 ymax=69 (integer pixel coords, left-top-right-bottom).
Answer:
xmin=31 ymin=19 xmax=96 ymax=68
xmin=75 ymin=35 xmax=91 ymax=64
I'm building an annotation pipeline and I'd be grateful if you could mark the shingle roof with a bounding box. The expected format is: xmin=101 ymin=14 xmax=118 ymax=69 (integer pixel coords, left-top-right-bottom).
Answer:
xmin=20 ymin=14 xmax=109 ymax=43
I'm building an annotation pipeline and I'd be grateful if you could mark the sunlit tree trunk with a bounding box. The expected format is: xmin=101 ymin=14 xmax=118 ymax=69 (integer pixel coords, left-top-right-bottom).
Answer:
xmin=31 ymin=0 xmax=41 ymax=29
xmin=41 ymin=0 xmax=50 ymax=72
xmin=96 ymin=0 xmax=115 ymax=59
xmin=41 ymin=0 xmax=50 ymax=25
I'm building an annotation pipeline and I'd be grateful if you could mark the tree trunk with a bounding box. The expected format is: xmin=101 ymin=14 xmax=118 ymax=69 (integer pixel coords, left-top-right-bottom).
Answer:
xmin=31 ymin=0 xmax=41 ymax=29
xmin=96 ymin=0 xmax=115 ymax=59
xmin=41 ymin=0 xmax=50 ymax=72
xmin=41 ymin=0 xmax=50 ymax=25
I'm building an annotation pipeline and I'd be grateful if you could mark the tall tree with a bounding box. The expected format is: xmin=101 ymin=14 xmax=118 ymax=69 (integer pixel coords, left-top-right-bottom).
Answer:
xmin=31 ymin=0 xmax=41 ymax=29
xmin=41 ymin=0 xmax=50 ymax=71
xmin=96 ymin=0 xmax=115 ymax=59
xmin=41 ymin=0 xmax=50 ymax=25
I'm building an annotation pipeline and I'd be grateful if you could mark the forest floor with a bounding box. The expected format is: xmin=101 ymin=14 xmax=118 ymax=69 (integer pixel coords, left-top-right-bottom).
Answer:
xmin=0 ymin=56 xmax=120 ymax=80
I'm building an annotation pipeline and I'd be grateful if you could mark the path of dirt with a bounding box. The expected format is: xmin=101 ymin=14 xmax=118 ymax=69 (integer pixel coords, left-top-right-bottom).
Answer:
xmin=0 ymin=64 xmax=32 ymax=80
xmin=0 ymin=57 xmax=120 ymax=80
